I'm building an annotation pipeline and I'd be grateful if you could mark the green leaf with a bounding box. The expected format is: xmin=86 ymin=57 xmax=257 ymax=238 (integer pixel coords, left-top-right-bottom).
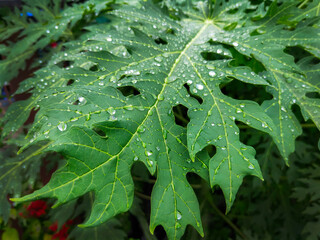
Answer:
xmin=70 ymin=218 xmax=127 ymax=240
xmin=0 ymin=143 xmax=47 ymax=222
xmin=5 ymin=0 xmax=320 ymax=239
xmin=2 ymin=227 xmax=19 ymax=240
xmin=0 ymin=0 xmax=113 ymax=87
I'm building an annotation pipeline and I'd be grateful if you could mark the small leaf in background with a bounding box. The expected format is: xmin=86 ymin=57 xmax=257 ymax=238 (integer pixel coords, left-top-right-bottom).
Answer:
xmin=2 ymin=227 xmax=20 ymax=240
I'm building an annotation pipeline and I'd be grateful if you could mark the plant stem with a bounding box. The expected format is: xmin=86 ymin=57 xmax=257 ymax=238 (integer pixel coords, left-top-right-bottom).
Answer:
xmin=173 ymin=112 xmax=189 ymax=125
xmin=206 ymin=196 xmax=248 ymax=240
xmin=298 ymin=0 xmax=309 ymax=8
xmin=135 ymin=191 xmax=151 ymax=200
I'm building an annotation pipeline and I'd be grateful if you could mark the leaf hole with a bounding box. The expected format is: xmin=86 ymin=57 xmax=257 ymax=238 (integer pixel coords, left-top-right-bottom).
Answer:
xmin=183 ymin=83 xmax=203 ymax=104
xmin=93 ymin=127 xmax=107 ymax=138
xmin=117 ymin=86 xmax=141 ymax=97
xmin=186 ymin=172 xmax=203 ymax=188
xmin=227 ymin=8 xmax=239 ymax=14
xmin=204 ymin=144 xmax=216 ymax=158
xmin=153 ymin=226 xmax=167 ymax=240
xmin=306 ymin=92 xmax=320 ymax=99
xmin=235 ymin=120 xmax=267 ymax=150
xmin=173 ymin=104 xmax=190 ymax=128
xmin=201 ymin=51 xmax=231 ymax=61
xmin=291 ymin=103 xmax=305 ymax=123
xmin=89 ymin=64 xmax=99 ymax=72
xmin=220 ymin=79 xmax=272 ymax=105
xmin=67 ymin=79 xmax=75 ymax=86
xmin=56 ymin=60 xmax=73 ymax=69
xmin=154 ymin=37 xmax=168 ymax=45
xmin=229 ymin=54 xmax=266 ymax=73
xmin=284 ymin=46 xmax=312 ymax=63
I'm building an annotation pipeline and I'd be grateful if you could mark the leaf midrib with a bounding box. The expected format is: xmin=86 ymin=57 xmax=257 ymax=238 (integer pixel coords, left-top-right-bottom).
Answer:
xmin=17 ymin=21 xmax=212 ymax=224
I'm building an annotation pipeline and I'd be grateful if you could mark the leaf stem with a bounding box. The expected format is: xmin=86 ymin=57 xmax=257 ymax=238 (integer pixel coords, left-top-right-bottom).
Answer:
xmin=206 ymin=196 xmax=248 ymax=240
xmin=135 ymin=191 xmax=151 ymax=200
xmin=298 ymin=0 xmax=309 ymax=8
xmin=173 ymin=112 xmax=189 ymax=125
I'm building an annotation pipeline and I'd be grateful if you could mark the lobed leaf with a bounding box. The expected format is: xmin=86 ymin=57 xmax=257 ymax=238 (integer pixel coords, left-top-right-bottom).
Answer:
xmin=5 ymin=1 xmax=320 ymax=239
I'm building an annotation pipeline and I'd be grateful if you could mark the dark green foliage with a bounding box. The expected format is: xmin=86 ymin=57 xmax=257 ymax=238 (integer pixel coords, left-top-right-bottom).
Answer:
xmin=0 ymin=0 xmax=319 ymax=239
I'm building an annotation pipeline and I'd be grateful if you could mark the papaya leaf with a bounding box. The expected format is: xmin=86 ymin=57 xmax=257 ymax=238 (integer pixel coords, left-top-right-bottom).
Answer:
xmin=4 ymin=1 xmax=320 ymax=239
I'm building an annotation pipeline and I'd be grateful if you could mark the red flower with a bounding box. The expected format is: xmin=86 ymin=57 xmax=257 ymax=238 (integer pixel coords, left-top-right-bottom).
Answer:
xmin=26 ymin=200 xmax=47 ymax=217
xmin=49 ymin=220 xmax=74 ymax=240
xmin=49 ymin=222 xmax=58 ymax=232
xmin=50 ymin=42 xmax=58 ymax=48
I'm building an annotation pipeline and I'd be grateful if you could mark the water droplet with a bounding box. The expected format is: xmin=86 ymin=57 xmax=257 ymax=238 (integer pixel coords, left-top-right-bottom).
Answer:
xmin=168 ymin=75 xmax=178 ymax=83
xmin=163 ymin=130 xmax=168 ymax=139
xmin=155 ymin=56 xmax=163 ymax=62
xmin=134 ymin=156 xmax=139 ymax=161
xmin=138 ymin=127 xmax=145 ymax=133
xmin=217 ymin=49 xmax=222 ymax=54
xmin=187 ymin=80 xmax=193 ymax=85
xmin=108 ymin=107 xmax=116 ymax=115
xmin=196 ymin=84 xmax=204 ymax=90
xmin=110 ymin=76 xmax=117 ymax=82
xmin=209 ymin=71 xmax=216 ymax=77
xmin=248 ymin=164 xmax=254 ymax=169
xmin=78 ymin=96 xmax=87 ymax=105
xmin=145 ymin=150 xmax=153 ymax=156
xmin=175 ymin=222 xmax=181 ymax=229
xmin=176 ymin=211 xmax=182 ymax=220
xmin=125 ymin=69 xmax=141 ymax=76
xmin=57 ymin=122 xmax=67 ymax=131
xmin=158 ymin=95 xmax=164 ymax=101
xmin=261 ymin=122 xmax=268 ymax=128
xmin=138 ymin=106 xmax=145 ymax=111
xmin=124 ymin=105 xmax=134 ymax=110
xmin=106 ymin=37 xmax=112 ymax=42
xmin=232 ymin=42 xmax=239 ymax=47
xmin=109 ymin=115 xmax=117 ymax=121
